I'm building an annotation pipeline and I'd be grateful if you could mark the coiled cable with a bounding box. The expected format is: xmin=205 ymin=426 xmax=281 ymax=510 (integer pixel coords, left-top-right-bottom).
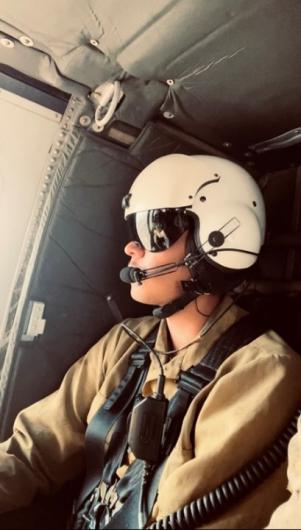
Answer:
xmin=148 ymin=407 xmax=301 ymax=530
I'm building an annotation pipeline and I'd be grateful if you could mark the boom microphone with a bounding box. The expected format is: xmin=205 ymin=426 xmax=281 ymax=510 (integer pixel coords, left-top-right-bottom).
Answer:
xmin=119 ymin=260 xmax=185 ymax=284
xmin=119 ymin=245 xmax=257 ymax=285
xmin=119 ymin=266 xmax=145 ymax=284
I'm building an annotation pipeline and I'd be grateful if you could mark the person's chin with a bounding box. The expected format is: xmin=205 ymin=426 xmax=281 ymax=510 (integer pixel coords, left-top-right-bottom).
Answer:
xmin=130 ymin=285 xmax=177 ymax=307
xmin=130 ymin=288 xmax=155 ymax=305
xmin=129 ymin=284 xmax=157 ymax=305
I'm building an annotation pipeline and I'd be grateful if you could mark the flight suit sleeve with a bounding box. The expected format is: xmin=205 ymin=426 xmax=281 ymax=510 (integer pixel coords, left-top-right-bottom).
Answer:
xmin=0 ymin=324 xmax=120 ymax=514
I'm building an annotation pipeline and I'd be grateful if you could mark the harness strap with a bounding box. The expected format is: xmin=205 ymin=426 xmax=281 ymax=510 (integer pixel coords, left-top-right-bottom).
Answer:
xmin=75 ymin=326 xmax=158 ymax=511
xmin=75 ymin=314 xmax=267 ymax=529
xmin=201 ymin=313 xmax=266 ymax=368
xmin=162 ymin=314 xmax=265 ymax=455
xmin=104 ymin=315 xmax=267 ymax=529
xmin=178 ymin=313 xmax=266 ymax=398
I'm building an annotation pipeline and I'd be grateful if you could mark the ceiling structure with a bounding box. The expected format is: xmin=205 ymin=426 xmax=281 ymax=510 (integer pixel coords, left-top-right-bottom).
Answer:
xmin=1 ymin=0 xmax=301 ymax=169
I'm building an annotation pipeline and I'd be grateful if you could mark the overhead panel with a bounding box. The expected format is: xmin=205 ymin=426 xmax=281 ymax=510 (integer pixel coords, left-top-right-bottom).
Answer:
xmin=1 ymin=0 xmax=301 ymax=159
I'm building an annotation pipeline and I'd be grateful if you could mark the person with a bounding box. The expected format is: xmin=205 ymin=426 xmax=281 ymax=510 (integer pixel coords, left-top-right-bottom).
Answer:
xmin=0 ymin=153 xmax=301 ymax=529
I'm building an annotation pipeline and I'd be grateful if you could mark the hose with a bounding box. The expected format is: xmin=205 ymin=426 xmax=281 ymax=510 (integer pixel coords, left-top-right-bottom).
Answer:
xmin=148 ymin=407 xmax=301 ymax=529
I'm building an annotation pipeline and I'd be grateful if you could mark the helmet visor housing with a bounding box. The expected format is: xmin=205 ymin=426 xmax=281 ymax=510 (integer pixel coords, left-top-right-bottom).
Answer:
xmin=126 ymin=209 xmax=191 ymax=252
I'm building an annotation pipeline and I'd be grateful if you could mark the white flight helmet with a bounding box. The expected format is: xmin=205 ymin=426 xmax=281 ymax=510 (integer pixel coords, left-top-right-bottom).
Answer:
xmin=123 ymin=153 xmax=266 ymax=293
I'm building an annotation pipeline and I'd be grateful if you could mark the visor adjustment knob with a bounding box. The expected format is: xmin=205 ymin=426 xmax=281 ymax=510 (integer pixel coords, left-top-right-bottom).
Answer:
xmin=208 ymin=231 xmax=225 ymax=247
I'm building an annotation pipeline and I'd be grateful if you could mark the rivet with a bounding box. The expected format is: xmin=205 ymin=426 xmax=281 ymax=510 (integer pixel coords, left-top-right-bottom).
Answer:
xmin=47 ymin=166 xmax=53 ymax=171
xmin=90 ymin=39 xmax=99 ymax=47
xmin=166 ymin=79 xmax=174 ymax=86
xmin=79 ymin=115 xmax=92 ymax=127
xmin=0 ymin=38 xmax=14 ymax=48
xmin=19 ymin=35 xmax=34 ymax=47
xmin=53 ymin=149 xmax=59 ymax=155
xmin=163 ymin=111 xmax=175 ymax=119
xmin=222 ymin=142 xmax=232 ymax=148
xmin=199 ymin=196 xmax=206 ymax=202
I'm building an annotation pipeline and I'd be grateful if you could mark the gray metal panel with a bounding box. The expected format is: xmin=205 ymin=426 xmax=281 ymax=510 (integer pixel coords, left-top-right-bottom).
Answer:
xmin=0 ymin=0 xmax=123 ymax=88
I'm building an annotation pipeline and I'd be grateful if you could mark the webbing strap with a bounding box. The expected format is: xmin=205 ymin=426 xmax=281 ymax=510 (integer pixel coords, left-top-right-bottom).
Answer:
xmin=76 ymin=327 xmax=158 ymax=510
xmin=103 ymin=315 xmax=266 ymax=529
xmin=163 ymin=314 xmax=266 ymax=456
xmin=197 ymin=313 xmax=266 ymax=371
xmin=76 ymin=314 xmax=266 ymax=526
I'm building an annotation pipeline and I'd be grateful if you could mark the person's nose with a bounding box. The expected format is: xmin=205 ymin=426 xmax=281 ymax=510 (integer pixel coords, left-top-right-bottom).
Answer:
xmin=124 ymin=241 xmax=145 ymax=259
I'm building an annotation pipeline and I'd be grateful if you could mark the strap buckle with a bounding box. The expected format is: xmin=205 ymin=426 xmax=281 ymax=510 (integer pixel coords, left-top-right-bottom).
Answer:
xmin=80 ymin=488 xmax=104 ymax=529
xmin=131 ymin=349 xmax=151 ymax=367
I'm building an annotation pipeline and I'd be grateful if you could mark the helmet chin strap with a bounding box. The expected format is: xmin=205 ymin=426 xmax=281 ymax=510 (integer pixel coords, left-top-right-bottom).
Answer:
xmin=152 ymin=290 xmax=199 ymax=319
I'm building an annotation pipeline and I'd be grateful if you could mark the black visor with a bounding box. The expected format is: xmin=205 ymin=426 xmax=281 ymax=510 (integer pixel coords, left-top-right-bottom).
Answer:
xmin=127 ymin=209 xmax=191 ymax=252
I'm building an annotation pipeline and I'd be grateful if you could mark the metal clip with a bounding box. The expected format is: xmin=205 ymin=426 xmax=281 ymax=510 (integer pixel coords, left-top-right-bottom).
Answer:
xmin=89 ymin=81 xmax=124 ymax=133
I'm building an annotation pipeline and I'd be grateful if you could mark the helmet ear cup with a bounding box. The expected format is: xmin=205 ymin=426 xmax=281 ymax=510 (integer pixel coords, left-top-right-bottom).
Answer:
xmin=196 ymin=203 xmax=263 ymax=270
xmin=185 ymin=234 xmax=255 ymax=294
xmin=191 ymin=254 xmax=255 ymax=294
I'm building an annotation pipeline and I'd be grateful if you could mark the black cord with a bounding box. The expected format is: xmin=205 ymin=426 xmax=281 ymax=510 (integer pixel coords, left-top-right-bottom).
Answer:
xmin=184 ymin=247 xmax=259 ymax=270
xmin=194 ymin=297 xmax=212 ymax=318
xmin=199 ymin=281 xmax=251 ymax=338
xmin=122 ymin=324 xmax=168 ymax=528
xmin=208 ymin=248 xmax=259 ymax=257
xmin=121 ymin=323 xmax=165 ymax=381
xmin=147 ymin=407 xmax=301 ymax=529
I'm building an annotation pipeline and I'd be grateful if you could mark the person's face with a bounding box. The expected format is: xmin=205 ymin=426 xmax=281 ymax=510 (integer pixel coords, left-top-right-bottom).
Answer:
xmin=124 ymin=231 xmax=191 ymax=306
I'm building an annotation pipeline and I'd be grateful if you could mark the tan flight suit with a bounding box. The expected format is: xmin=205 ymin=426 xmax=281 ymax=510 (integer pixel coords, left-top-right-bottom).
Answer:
xmin=266 ymin=415 xmax=301 ymax=529
xmin=0 ymin=296 xmax=301 ymax=528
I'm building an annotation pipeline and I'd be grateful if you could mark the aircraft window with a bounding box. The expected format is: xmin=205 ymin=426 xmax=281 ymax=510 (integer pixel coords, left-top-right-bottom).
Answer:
xmin=0 ymin=87 xmax=63 ymax=362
